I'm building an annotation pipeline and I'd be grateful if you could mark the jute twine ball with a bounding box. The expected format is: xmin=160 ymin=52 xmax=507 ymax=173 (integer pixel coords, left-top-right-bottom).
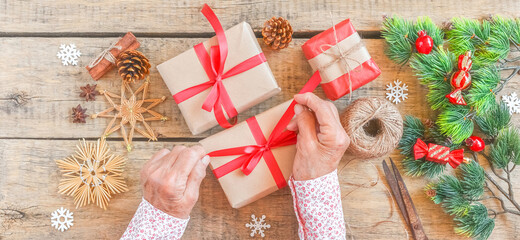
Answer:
xmin=340 ymin=97 xmax=403 ymax=159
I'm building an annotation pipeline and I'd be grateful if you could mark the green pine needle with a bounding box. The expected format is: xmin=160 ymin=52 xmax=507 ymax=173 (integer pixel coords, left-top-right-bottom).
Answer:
xmin=414 ymin=16 xmax=445 ymax=47
xmin=447 ymin=17 xmax=490 ymax=56
xmin=490 ymin=127 xmax=520 ymax=168
xmin=454 ymin=203 xmax=495 ymax=240
xmin=382 ymin=16 xmax=415 ymax=65
xmin=437 ymin=105 xmax=474 ymax=144
xmin=410 ymin=48 xmax=455 ymax=110
xmin=459 ymin=161 xmax=486 ymax=200
xmin=474 ymin=101 xmax=511 ymax=138
xmin=402 ymin=157 xmax=446 ymax=178
xmin=398 ymin=116 xmax=425 ymax=157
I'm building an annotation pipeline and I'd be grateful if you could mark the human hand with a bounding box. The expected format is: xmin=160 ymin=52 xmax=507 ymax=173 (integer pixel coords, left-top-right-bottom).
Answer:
xmin=287 ymin=93 xmax=350 ymax=181
xmin=140 ymin=145 xmax=209 ymax=219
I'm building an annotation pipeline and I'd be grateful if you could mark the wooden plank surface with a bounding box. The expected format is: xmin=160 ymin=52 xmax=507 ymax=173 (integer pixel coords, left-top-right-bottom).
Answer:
xmin=1 ymin=1 xmax=520 ymax=239
xmin=0 ymin=38 xmax=423 ymax=140
xmin=1 ymin=139 xmax=519 ymax=239
xmin=2 ymin=37 xmax=517 ymax=141
xmin=1 ymin=0 xmax=520 ymax=34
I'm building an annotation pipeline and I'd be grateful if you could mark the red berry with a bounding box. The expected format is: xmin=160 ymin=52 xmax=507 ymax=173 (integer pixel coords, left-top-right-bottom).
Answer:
xmin=466 ymin=136 xmax=485 ymax=152
xmin=415 ymin=30 xmax=434 ymax=54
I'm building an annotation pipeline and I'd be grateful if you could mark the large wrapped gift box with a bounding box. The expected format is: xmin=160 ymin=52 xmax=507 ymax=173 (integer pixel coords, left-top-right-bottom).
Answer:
xmin=157 ymin=21 xmax=280 ymax=135
xmin=301 ymin=19 xmax=381 ymax=101
xmin=200 ymin=100 xmax=295 ymax=208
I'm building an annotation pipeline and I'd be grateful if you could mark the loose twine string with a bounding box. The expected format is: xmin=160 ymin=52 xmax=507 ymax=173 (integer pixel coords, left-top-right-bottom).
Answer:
xmin=88 ymin=41 xmax=123 ymax=68
xmin=317 ymin=12 xmax=364 ymax=102
xmin=341 ymin=97 xmax=404 ymax=159
xmin=338 ymin=159 xmax=410 ymax=240
xmin=337 ymin=97 xmax=406 ymax=238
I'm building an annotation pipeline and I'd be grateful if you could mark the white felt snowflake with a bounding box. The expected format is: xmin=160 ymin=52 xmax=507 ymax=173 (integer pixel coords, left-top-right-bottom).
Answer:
xmin=51 ymin=207 xmax=74 ymax=232
xmin=502 ymin=92 xmax=520 ymax=115
xmin=245 ymin=214 xmax=271 ymax=237
xmin=386 ymin=79 xmax=409 ymax=104
xmin=57 ymin=44 xmax=81 ymax=66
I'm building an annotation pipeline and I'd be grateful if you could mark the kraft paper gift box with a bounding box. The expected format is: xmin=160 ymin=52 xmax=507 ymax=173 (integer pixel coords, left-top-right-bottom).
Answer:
xmin=157 ymin=21 xmax=280 ymax=135
xmin=301 ymin=19 xmax=381 ymax=101
xmin=200 ymin=100 xmax=295 ymax=208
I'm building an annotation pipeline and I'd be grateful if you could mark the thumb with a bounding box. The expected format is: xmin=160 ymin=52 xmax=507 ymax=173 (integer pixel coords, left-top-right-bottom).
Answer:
xmin=294 ymin=104 xmax=318 ymax=142
xmin=183 ymin=155 xmax=210 ymax=203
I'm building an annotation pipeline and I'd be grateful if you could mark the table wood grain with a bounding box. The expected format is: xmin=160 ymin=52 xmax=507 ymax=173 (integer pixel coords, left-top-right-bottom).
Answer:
xmin=0 ymin=1 xmax=519 ymax=239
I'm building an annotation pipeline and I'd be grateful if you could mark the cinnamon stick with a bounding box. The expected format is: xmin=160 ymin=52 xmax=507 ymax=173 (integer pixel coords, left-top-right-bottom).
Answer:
xmin=86 ymin=32 xmax=140 ymax=80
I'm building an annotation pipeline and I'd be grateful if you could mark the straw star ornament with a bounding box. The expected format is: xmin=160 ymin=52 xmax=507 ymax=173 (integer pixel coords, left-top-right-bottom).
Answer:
xmin=56 ymin=139 xmax=128 ymax=210
xmin=92 ymin=77 xmax=168 ymax=151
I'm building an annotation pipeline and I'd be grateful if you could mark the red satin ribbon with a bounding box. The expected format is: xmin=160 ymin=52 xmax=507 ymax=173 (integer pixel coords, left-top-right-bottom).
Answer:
xmin=413 ymin=138 xmax=464 ymax=168
xmin=172 ymin=4 xmax=267 ymax=128
xmin=209 ymin=71 xmax=322 ymax=189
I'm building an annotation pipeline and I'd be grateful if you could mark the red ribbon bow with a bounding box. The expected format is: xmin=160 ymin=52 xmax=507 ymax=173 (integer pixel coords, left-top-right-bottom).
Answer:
xmin=172 ymin=4 xmax=267 ymax=128
xmin=209 ymin=71 xmax=322 ymax=189
xmin=413 ymin=138 xmax=464 ymax=168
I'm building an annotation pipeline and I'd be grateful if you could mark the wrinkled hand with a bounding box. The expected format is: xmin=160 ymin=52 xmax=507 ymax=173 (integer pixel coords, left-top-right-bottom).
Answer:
xmin=140 ymin=145 xmax=209 ymax=219
xmin=287 ymin=93 xmax=350 ymax=181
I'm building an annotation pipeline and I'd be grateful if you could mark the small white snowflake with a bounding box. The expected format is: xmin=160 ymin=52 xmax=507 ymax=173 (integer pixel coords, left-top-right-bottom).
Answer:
xmin=386 ymin=79 xmax=409 ymax=104
xmin=57 ymin=44 xmax=81 ymax=66
xmin=245 ymin=214 xmax=271 ymax=238
xmin=51 ymin=207 xmax=74 ymax=232
xmin=502 ymin=92 xmax=520 ymax=115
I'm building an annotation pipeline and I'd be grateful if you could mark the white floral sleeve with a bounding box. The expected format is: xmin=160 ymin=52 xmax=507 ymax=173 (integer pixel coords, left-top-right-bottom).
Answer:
xmin=121 ymin=198 xmax=189 ymax=240
xmin=288 ymin=169 xmax=346 ymax=240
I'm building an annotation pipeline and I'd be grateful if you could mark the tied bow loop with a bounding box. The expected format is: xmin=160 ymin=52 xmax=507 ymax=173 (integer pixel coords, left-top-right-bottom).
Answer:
xmin=172 ymin=5 xmax=267 ymax=129
xmin=208 ymin=71 xmax=322 ymax=188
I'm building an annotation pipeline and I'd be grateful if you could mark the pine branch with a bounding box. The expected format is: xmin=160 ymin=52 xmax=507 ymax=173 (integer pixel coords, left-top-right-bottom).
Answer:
xmin=495 ymin=66 xmax=520 ymax=93
xmin=382 ymin=16 xmax=415 ymax=65
xmin=437 ymin=105 xmax=474 ymax=144
xmin=474 ymin=101 xmax=511 ymax=138
xmin=474 ymin=152 xmax=520 ymax=214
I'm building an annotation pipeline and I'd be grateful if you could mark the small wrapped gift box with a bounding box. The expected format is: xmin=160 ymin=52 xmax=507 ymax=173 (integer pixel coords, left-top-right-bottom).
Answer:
xmin=200 ymin=100 xmax=295 ymax=208
xmin=200 ymin=71 xmax=321 ymax=208
xmin=157 ymin=5 xmax=280 ymax=135
xmin=301 ymin=19 xmax=381 ymax=101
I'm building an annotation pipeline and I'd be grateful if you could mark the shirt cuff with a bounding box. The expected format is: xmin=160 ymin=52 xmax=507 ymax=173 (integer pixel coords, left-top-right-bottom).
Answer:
xmin=289 ymin=170 xmax=346 ymax=240
xmin=121 ymin=198 xmax=189 ymax=240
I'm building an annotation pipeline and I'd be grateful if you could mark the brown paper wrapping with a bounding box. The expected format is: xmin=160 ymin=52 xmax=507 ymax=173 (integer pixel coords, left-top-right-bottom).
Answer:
xmin=200 ymin=101 xmax=295 ymax=208
xmin=85 ymin=32 xmax=140 ymax=80
xmin=157 ymin=22 xmax=280 ymax=135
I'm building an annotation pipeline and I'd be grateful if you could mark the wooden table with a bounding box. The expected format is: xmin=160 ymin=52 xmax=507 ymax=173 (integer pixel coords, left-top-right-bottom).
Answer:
xmin=1 ymin=1 xmax=519 ymax=239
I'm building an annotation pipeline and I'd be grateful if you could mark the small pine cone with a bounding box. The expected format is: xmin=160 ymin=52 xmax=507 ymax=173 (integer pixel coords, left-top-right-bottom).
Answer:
xmin=116 ymin=50 xmax=151 ymax=83
xmin=262 ymin=17 xmax=293 ymax=50
xmin=425 ymin=189 xmax=437 ymax=198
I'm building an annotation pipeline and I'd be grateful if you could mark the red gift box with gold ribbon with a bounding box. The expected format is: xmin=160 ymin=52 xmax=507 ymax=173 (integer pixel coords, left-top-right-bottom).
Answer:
xmin=301 ymin=19 xmax=381 ymax=101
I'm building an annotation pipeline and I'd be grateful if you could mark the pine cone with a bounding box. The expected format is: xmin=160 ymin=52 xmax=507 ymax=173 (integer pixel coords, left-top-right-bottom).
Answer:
xmin=116 ymin=50 xmax=151 ymax=83
xmin=262 ymin=17 xmax=293 ymax=50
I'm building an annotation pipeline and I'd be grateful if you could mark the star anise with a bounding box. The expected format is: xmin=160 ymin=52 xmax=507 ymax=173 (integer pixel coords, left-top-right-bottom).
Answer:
xmin=72 ymin=104 xmax=87 ymax=123
xmin=80 ymin=84 xmax=100 ymax=101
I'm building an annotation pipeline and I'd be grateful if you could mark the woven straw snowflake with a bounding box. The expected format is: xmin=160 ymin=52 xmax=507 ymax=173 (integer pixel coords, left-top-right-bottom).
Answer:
xmin=56 ymin=139 xmax=128 ymax=210
xmin=92 ymin=77 xmax=168 ymax=152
